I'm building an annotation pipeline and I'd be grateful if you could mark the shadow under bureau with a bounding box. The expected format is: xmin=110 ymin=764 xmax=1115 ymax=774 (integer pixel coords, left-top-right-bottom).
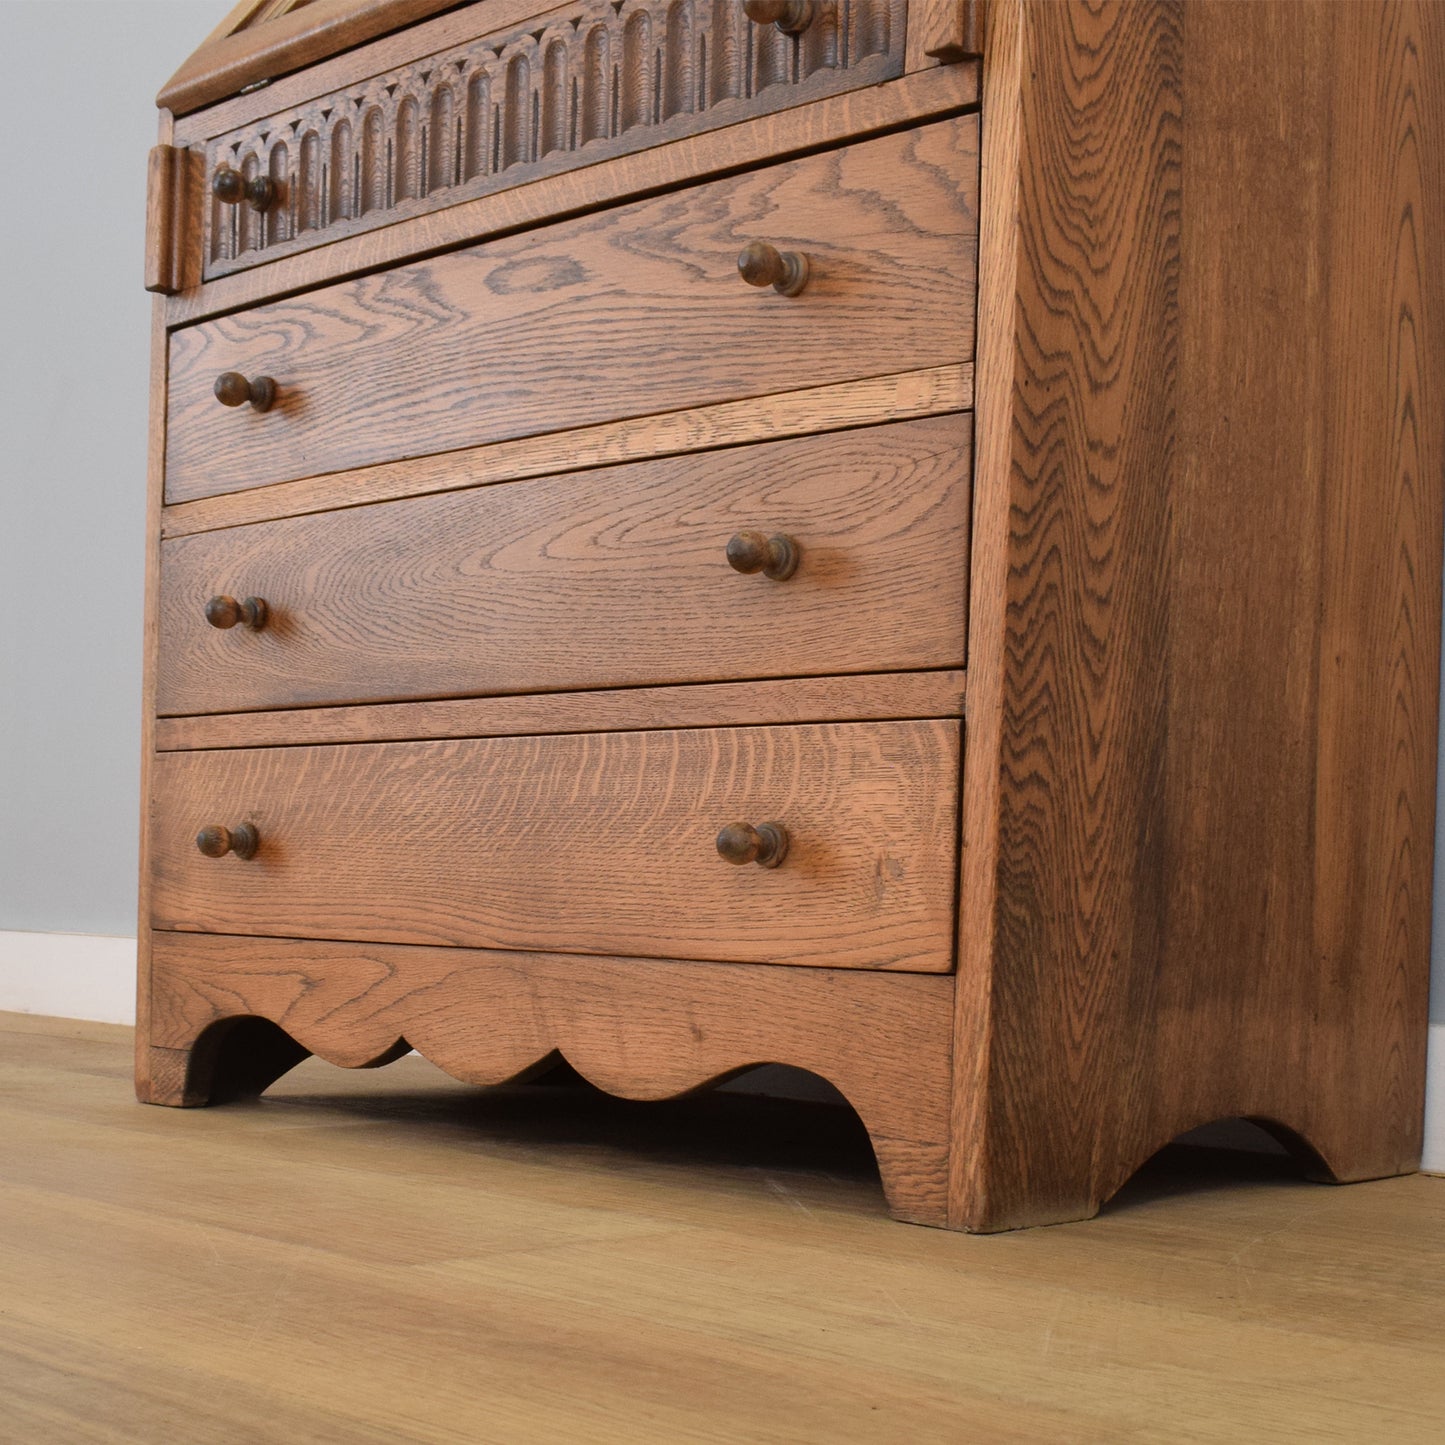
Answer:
xmin=138 ymin=0 xmax=1445 ymax=1231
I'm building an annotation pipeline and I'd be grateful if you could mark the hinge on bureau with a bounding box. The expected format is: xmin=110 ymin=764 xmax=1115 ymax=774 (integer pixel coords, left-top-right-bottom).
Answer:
xmin=921 ymin=0 xmax=986 ymax=63
xmin=144 ymin=143 xmax=203 ymax=296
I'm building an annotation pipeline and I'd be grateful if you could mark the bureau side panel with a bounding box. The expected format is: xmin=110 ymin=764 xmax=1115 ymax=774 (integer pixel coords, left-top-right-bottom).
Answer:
xmin=954 ymin=0 xmax=1445 ymax=1230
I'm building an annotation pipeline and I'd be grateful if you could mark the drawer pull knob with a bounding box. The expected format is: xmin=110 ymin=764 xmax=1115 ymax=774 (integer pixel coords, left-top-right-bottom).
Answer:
xmin=716 ymin=821 xmax=790 ymax=868
xmin=726 ymin=531 xmax=800 ymax=581
xmin=738 ymin=240 xmax=810 ymax=297
xmin=212 ymin=166 xmax=277 ymax=212
xmin=195 ymin=823 xmax=260 ymax=861
xmin=204 ymin=594 xmax=269 ymax=631
xmin=744 ymin=0 xmax=816 ymax=34
xmin=214 ymin=371 xmax=276 ymax=412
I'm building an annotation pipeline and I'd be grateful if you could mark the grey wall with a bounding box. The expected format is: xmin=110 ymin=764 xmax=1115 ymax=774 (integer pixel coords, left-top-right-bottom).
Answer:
xmin=0 ymin=1 xmax=211 ymax=934
xmin=0 ymin=1 xmax=1443 ymax=1024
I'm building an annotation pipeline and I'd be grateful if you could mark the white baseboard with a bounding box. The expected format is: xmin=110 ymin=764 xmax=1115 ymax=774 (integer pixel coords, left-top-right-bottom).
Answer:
xmin=1425 ymin=1023 xmax=1445 ymax=1175
xmin=0 ymin=930 xmax=136 ymax=1026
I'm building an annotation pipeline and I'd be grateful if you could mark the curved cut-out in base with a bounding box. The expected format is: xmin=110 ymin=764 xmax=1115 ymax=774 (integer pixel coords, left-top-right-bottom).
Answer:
xmin=1086 ymin=1112 xmax=1410 ymax=1226
xmin=143 ymin=1017 xmax=308 ymax=1106
xmin=1245 ymin=1118 xmax=1339 ymax=1183
xmin=145 ymin=1015 xmax=406 ymax=1106
xmin=142 ymin=932 xmax=956 ymax=1227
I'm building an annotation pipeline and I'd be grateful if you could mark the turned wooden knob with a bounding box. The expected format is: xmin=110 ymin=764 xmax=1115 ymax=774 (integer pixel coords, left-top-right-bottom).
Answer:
xmin=195 ymin=823 xmax=260 ymax=860
xmin=727 ymin=531 xmax=800 ymax=581
xmin=716 ymin=821 xmax=790 ymax=868
xmin=738 ymin=240 xmax=810 ymax=297
xmin=212 ymin=166 xmax=277 ymax=211
xmin=204 ymin=594 xmax=269 ymax=630
xmin=744 ymin=0 xmax=816 ymax=34
xmin=214 ymin=371 xmax=276 ymax=412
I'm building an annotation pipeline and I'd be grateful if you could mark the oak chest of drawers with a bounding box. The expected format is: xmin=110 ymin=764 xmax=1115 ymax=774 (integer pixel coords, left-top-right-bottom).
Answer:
xmin=138 ymin=0 xmax=1445 ymax=1231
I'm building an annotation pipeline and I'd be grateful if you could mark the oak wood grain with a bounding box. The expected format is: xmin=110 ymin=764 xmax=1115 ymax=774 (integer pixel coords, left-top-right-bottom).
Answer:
xmin=143 ymin=933 xmax=954 ymax=1224
xmin=910 ymin=0 xmax=984 ymax=66
xmin=200 ymin=0 xmax=274 ymax=50
xmin=163 ymin=64 xmax=980 ymax=328
xmin=160 ymin=364 xmax=973 ymax=538
xmin=158 ymin=0 xmax=464 ymax=116
xmin=139 ymin=0 xmax=1445 ymax=1238
xmin=157 ymin=416 xmax=969 ymax=714
xmin=164 ymin=116 xmax=977 ymax=502
xmin=948 ymin=0 xmax=1016 ymax=1232
xmin=1303 ymin=0 xmax=1442 ymax=1198
xmin=151 ymin=722 xmax=960 ymax=970
xmin=177 ymin=1 xmax=599 ymax=141
xmin=198 ymin=0 xmax=906 ymax=281
xmin=952 ymin=0 xmax=1445 ymax=1230
xmin=156 ymin=671 xmax=967 ymax=751
xmin=143 ymin=144 xmax=202 ymax=296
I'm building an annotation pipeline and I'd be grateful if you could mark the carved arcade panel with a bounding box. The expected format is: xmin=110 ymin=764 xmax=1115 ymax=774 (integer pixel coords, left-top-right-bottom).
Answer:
xmin=202 ymin=0 xmax=906 ymax=277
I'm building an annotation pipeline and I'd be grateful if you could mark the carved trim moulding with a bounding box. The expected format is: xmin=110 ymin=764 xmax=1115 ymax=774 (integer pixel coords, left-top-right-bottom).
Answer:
xmin=203 ymin=0 xmax=906 ymax=278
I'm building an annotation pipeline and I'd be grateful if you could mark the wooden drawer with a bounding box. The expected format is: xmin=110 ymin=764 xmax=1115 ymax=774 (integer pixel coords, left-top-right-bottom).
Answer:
xmin=157 ymin=415 xmax=969 ymax=716
xmin=196 ymin=0 xmax=909 ymax=281
xmin=150 ymin=722 xmax=960 ymax=971
xmin=164 ymin=114 xmax=979 ymax=504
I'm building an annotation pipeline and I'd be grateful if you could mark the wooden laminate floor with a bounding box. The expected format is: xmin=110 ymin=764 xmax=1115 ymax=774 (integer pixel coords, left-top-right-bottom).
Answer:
xmin=2 ymin=1011 xmax=1441 ymax=1444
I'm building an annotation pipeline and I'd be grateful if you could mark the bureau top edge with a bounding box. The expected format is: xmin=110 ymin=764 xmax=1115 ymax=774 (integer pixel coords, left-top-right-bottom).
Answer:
xmin=160 ymin=2 xmax=480 ymax=119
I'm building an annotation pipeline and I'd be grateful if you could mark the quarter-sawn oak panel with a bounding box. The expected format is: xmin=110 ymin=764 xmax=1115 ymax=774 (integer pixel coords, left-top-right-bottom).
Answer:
xmin=164 ymin=115 xmax=979 ymax=502
xmin=151 ymin=721 xmax=960 ymax=970
xmin=952 ymin=0 xmax=1445 ymax=1231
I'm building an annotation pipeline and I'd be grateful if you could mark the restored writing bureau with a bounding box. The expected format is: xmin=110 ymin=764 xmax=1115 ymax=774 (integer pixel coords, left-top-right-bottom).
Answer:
xmin=139 ymin=0 xmax=1445 ymax=1231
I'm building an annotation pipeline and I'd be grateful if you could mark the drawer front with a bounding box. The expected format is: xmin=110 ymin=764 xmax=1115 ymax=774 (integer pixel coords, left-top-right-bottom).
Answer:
xmin=201 ymin=0 xmax=908 ymax=280
xmin=157 ymin=415 xmax=969 ymax=715
xmin=165 ymin=114 xmax=979 ymax=504
xmin=150 ymin=721 xmax=960 ymax=971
